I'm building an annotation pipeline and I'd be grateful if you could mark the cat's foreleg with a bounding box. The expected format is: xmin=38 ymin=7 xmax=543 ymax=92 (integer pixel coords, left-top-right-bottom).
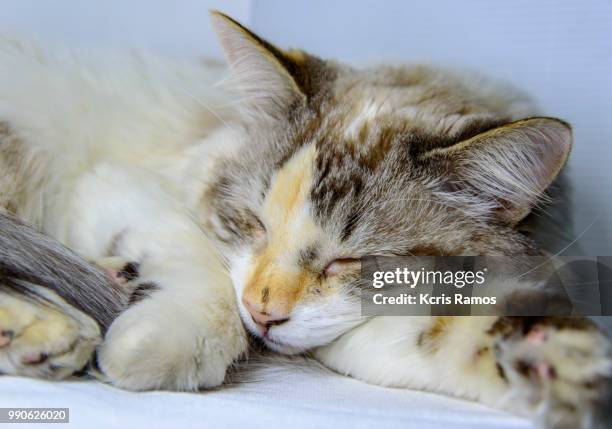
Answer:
xmin=96 ymin=248 xmax=248 ymax=391
xmin=315 ymin=316 xmax=611 ymax=429
xmin=69 ymin=164 xmax=248 ymax=391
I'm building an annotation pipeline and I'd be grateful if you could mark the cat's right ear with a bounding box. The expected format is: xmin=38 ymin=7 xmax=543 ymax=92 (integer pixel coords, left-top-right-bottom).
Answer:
xmin=210 ymin=11 xmax=311 ymax=119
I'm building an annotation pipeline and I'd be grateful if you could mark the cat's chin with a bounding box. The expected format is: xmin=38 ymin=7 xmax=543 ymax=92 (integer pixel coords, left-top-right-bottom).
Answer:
xmin=260 ymin=335 xmax=305 ymax=355
xmin=240 ymin=315 xmax=307 ymax=355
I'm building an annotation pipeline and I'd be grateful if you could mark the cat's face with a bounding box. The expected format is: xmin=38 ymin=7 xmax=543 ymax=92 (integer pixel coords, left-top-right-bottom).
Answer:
xmin=203 ymin=12 xmax=572 ymax=354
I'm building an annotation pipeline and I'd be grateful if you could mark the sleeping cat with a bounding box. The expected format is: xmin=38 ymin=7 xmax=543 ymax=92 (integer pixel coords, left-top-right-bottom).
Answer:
xmin=0 ymin=11 xmax=610 ymax=429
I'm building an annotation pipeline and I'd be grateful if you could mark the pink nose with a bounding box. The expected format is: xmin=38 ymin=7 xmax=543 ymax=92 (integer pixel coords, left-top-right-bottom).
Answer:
xmin=242 ymin=299 xmax=290 ymax=331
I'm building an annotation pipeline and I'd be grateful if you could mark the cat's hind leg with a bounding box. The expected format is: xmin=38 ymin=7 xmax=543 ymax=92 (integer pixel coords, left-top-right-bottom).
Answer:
xmin=0 ymin=289 xmax=100 ymax=379
xmin=0 ymin=212 xmax=124 ymax=380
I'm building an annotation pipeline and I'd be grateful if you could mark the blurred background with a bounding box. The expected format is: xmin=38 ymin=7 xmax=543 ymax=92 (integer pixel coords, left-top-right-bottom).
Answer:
xmin=0 ymin=0 xmax=610 ymax=255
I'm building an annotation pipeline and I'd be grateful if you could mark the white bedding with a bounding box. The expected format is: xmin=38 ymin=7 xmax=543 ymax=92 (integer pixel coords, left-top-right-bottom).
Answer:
xmin=0 ymin=363 xmax=534 ymax=429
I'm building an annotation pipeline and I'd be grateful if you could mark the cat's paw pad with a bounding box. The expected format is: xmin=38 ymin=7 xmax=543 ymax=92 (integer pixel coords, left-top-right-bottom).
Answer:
xmin=0 ymin=329 xmax=14 ymax=347
xmin=94 ymin=257 xmax=159 ymax=305
xmin=0 ymin=295 xmax=101 ymax=379
xmin=96 ymin=257 xmax=140 ymax=285
xmin=496 ymin=319 xmax=612 ymax=429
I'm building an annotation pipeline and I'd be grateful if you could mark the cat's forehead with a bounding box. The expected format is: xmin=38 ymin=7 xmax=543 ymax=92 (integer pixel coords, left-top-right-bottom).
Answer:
xmin=260 ymin=75 xmax=507 ymax=246
xmin=229 ymin=65 xmax=513 ymax=246
xmin=262 ymin=109 xmax=420 ymax=250
xmin=322 ymin=64 xmax=509 ymax=141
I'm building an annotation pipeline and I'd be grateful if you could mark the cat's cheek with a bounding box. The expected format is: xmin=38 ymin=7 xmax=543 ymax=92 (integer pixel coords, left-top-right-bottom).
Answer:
xmin=209 ymin=214 xmax=234 ymax=243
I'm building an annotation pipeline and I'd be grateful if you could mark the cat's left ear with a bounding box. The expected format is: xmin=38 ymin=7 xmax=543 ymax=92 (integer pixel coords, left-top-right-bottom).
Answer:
xmin=210 ymin=11 xmax=321 ymax=119
xmin=421 ymin=117 xmax=572 ymax=226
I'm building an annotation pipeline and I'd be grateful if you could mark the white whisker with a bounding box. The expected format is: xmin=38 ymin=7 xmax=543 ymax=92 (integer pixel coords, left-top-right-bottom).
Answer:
xmin=515 ymin=214 xmax=601 ymax=280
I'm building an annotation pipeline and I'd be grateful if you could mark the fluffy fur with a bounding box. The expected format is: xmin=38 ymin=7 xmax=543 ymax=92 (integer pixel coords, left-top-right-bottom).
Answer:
xmin=0 ymin=11 xmax=609 ymax=429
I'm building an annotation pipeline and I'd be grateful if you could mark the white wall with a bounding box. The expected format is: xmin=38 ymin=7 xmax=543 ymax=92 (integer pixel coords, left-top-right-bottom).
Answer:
xmin=0 ymin=0 xmax=251 ymax=58
xmin=0 ymin=0 xmax=610 ymax=254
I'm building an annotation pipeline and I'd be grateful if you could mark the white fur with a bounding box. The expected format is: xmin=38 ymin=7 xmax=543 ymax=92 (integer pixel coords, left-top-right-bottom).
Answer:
xmin=316 ymin=316 xmax=512 ymax=409
xmin=0 ymin=36 xmax=246 ymax=390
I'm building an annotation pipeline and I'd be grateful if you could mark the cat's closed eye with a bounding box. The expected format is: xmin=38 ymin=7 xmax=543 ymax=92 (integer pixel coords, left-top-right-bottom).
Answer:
xmin=252 ymin=217 xmax=266 ymax=235
xmin=324 ymin=258 xmax=361 ymax=277
xmin=250 ymin=217 xmax=267 ymax=248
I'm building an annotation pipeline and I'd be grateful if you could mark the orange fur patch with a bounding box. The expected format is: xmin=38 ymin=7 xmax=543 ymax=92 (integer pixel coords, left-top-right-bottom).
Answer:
xmin=242 ymin=145 xmax=320 ymax=315
xmin=418 ymin=316 xmax=456 ymax=353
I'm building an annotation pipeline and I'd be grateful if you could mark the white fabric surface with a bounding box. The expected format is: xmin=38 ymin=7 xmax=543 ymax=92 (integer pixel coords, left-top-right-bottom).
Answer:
xmin=0 ymin=363 xmax=534 ymax=429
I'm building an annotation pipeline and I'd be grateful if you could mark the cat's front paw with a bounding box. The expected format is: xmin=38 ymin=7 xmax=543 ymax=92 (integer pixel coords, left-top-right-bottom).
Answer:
xmin=97 ymin=294 xmax=247 ymax=391
xmin=494 ymin=318 xmax=612 ymax=429
xmin=0 ymin=293 xmax=101 ymax=379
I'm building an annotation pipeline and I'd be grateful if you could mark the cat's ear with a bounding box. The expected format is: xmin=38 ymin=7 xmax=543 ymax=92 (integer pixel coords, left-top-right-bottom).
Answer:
xmin=421 ymin=117 xmax=572 ymax=225
xmin=210 ymin=11 xmax=311 ymax=118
